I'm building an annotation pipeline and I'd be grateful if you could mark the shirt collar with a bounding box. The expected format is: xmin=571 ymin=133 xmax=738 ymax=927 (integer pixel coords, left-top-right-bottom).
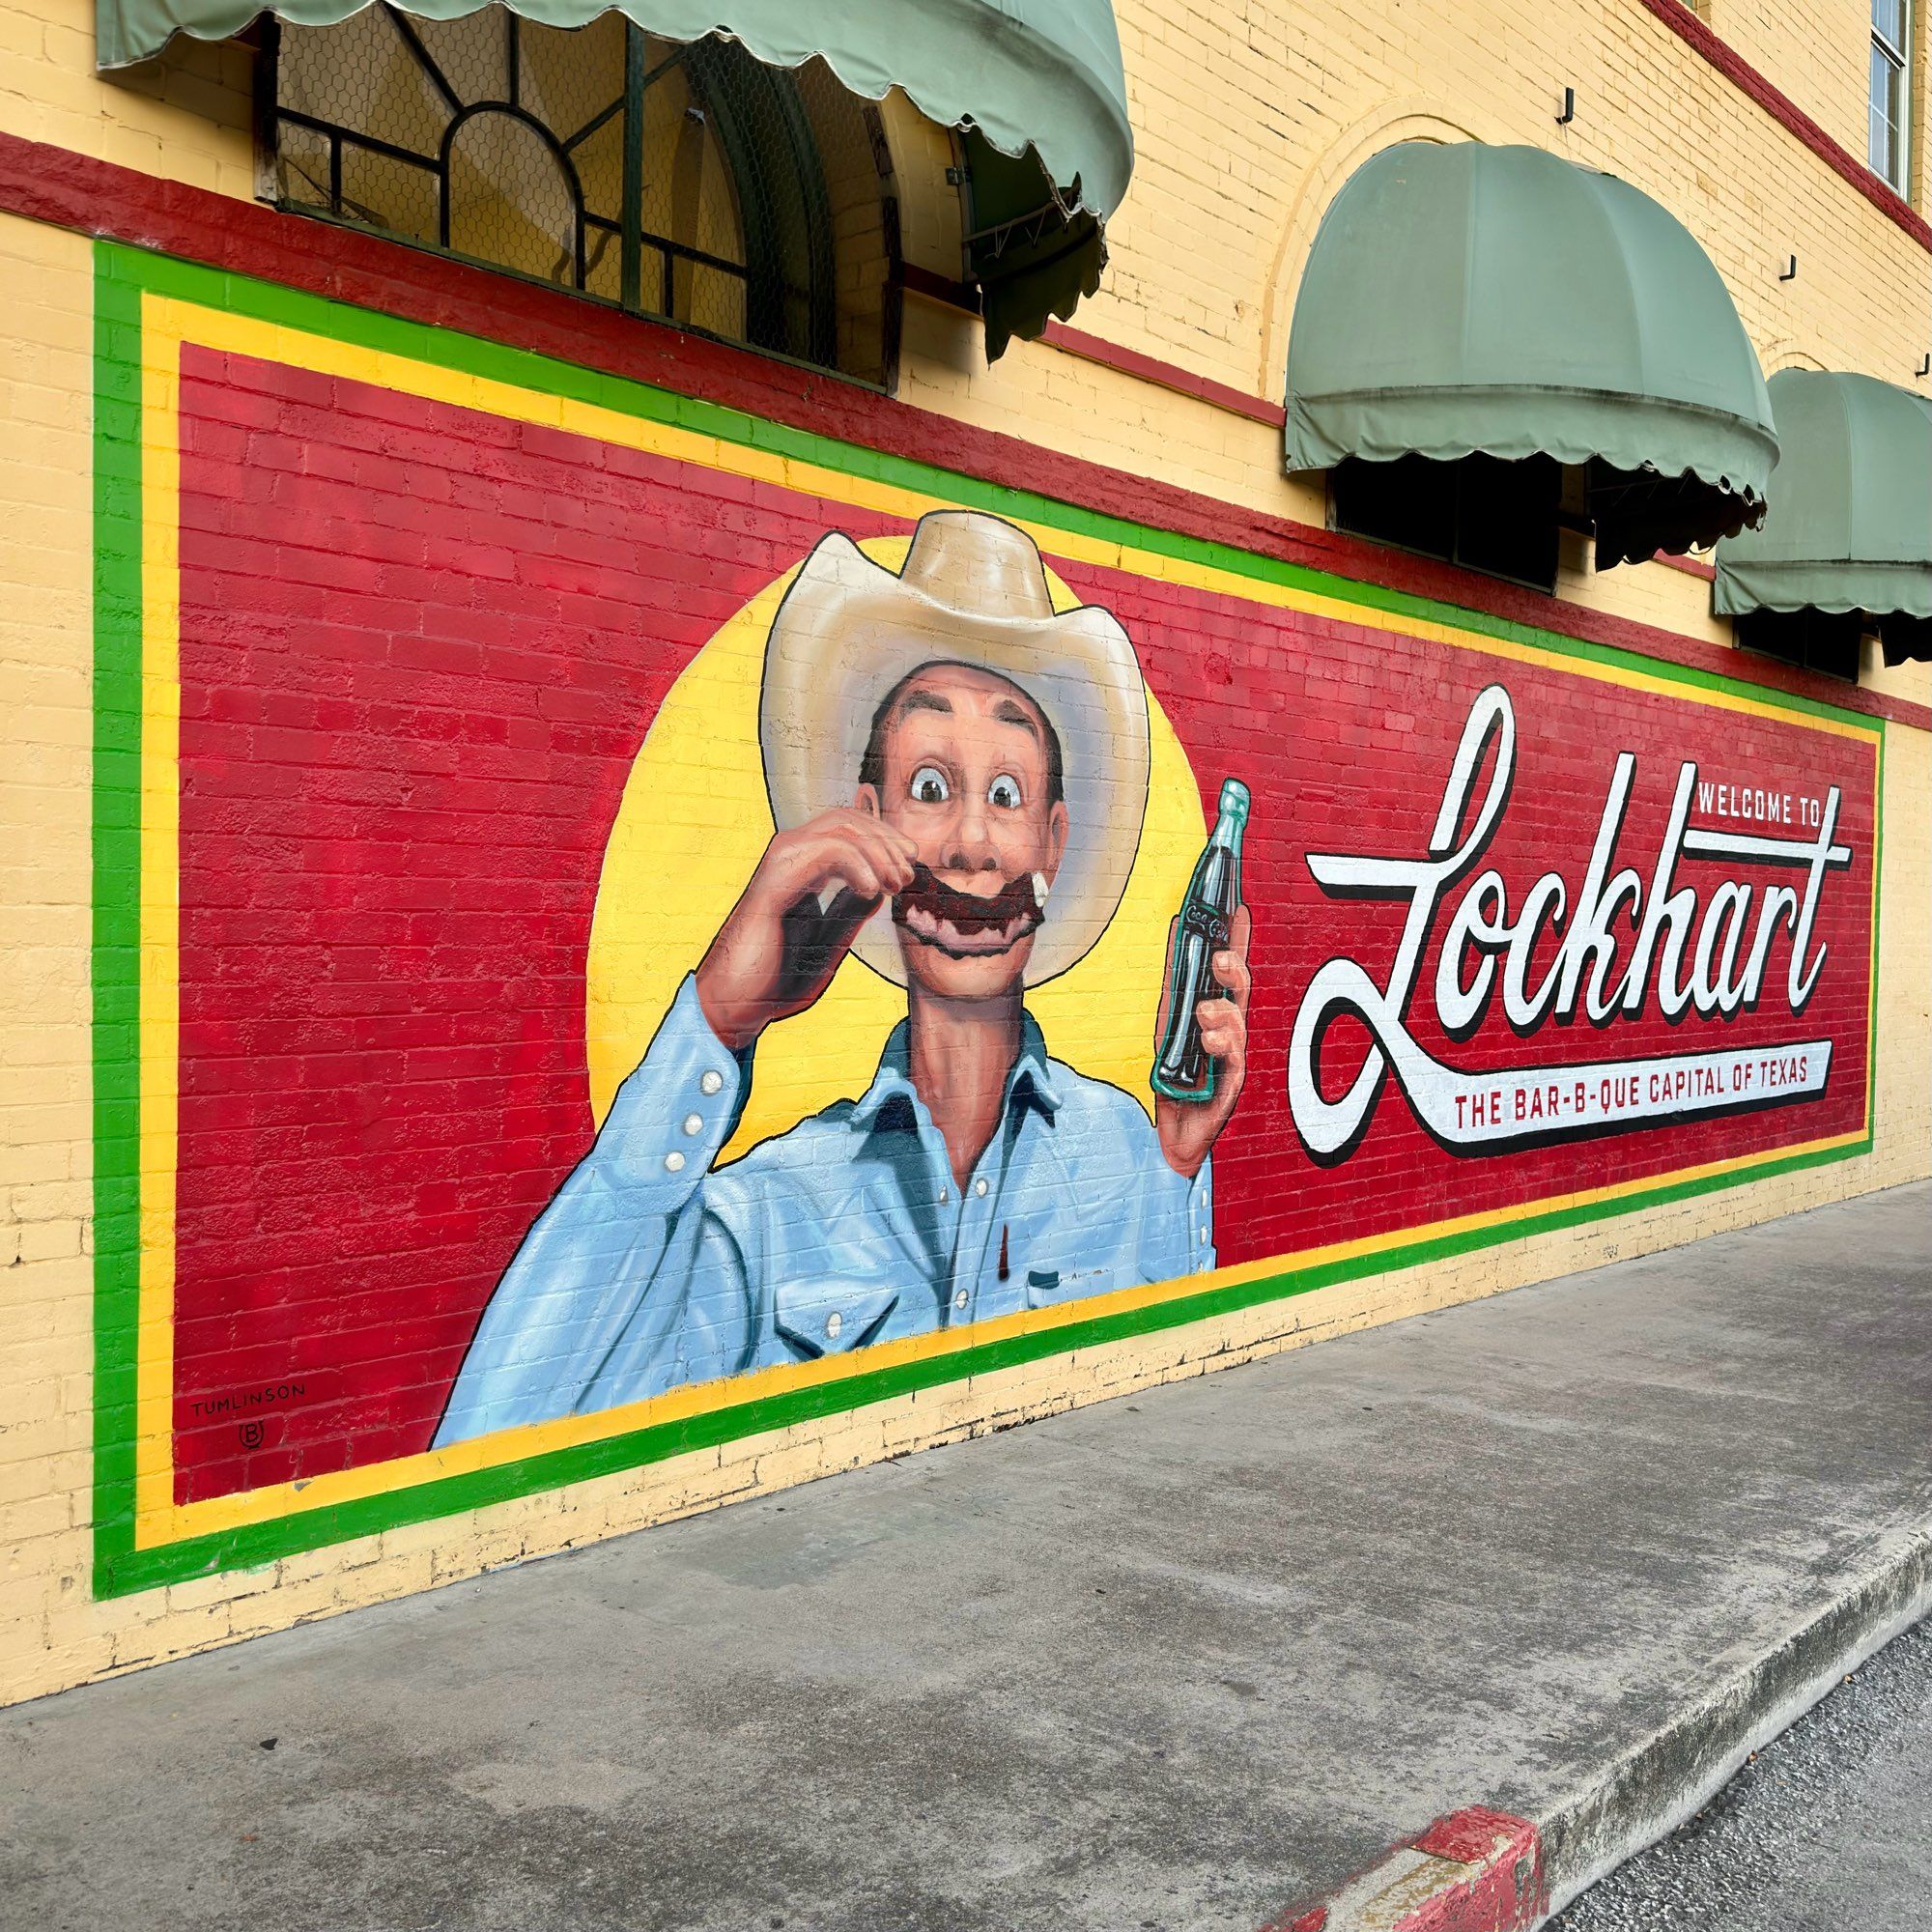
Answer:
xmin=848 ymin=1010 xmax=1064 ymax=1133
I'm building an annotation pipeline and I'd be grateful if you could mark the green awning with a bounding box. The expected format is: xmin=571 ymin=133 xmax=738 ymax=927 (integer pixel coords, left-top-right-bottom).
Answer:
xmin=1715 ymin=369 xmax=1932 ymax=663
xmin=98 ymin=0 xmax=1132 ymax=356
xmin=1285 ymin=142 xmax=1777 ymax=562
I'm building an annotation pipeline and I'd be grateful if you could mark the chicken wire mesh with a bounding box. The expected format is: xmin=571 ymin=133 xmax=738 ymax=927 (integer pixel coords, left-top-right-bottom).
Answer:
xmin=270 ymin=5 xmax=895 ymax=378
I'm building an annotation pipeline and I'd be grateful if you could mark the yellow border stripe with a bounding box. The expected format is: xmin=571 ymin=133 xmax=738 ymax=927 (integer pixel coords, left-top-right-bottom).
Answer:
xmin=135 ymin=327 xmax=181 ymax=1539
xmin=132 ymin=293 xmax=1884 ymax=1548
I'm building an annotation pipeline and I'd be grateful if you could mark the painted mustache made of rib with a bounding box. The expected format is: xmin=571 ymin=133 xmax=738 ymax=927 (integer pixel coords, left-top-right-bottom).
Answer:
xmin=891 ymin=864 xmax=1048 ymax=937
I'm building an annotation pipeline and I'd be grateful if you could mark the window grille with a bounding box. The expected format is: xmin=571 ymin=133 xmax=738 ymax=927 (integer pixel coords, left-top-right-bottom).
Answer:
xmin=1331 ymin=453 xmax=1562 ymax=594
xmin=1870 ymin=0 xmax=1912 ymax=193
xmin=266 ymin=7 xmax=897 ymax=382
xmin=1735 ymin=609 xmax=1865 ymax=683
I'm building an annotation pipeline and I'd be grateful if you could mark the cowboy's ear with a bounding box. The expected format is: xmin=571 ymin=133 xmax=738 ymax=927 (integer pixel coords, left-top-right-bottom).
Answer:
xmin=1044 ymin=799 xmax=1069 ymax=881
xmin=854 ymin=783 xmax=881 ymax=818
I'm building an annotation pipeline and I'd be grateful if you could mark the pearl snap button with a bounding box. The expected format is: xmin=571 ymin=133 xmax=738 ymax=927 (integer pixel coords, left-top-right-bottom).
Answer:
xmin=699 ymin=1069 xmax=724 ymax=1095
xmin=1198 ymin=1226 xmax=1209 ymax=1243
xmin=973 ymin=1178 xmax=988 ymax=1197
xmin=664 ymin=1151 xmax=686 ymax=1174
xmin=938 ymin=1189 xmax=949 ymax=1205
xmin=953 ymin=1289 xmax=969 ymax=1310
xmin=825 ymin=1310 xmax=843 ymax=1340
xmin=682 ymin=1113 xmax=703 ymax=1136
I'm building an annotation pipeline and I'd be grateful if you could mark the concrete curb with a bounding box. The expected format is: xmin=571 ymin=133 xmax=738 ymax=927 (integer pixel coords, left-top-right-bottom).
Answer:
xmin=1269 ymin=1524 xmax=1932 ymax=1931
xmin=1535 ymin=1521 xmax=1932 ymax=1918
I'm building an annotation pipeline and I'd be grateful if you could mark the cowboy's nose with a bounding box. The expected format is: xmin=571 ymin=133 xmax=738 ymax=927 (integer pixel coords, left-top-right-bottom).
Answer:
xmin=942 ymin=793 xmax=1000 ymax=871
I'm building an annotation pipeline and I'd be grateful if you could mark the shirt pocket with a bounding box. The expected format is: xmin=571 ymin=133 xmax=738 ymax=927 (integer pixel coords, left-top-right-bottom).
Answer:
xmin=773 ymin=1279 xmax=901 ymax=1359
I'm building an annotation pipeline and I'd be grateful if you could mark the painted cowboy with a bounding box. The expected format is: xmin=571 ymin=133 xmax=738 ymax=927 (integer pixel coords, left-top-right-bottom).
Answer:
xmin=436 ymin=512 xmax=1252 ymax=1444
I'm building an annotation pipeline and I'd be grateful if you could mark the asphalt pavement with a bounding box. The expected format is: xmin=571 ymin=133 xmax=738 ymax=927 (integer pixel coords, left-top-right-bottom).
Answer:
xmin=1552 ymin=1615 xmax=1932 ymax=1932
xmin=4 ymin=1180 xmax=1930 ymax=1931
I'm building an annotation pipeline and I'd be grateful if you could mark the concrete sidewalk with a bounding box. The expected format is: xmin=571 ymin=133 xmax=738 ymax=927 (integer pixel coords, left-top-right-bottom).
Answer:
xmin=5 ymin=1183 xmax=1930 ymax=1932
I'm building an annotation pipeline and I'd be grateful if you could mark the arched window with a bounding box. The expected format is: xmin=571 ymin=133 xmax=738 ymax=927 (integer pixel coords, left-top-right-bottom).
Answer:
xmin=268 ymin=6 xmax=898 ymax=383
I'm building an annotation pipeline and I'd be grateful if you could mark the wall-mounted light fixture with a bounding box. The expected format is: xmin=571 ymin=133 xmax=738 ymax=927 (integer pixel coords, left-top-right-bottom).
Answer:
xmin=1917 ymin=354 xmax=1930 ymax=378
xmin=1778 ymin=255 xmax=1798 ymax=281
xmin=1556 ymin=86 xmax=1577 ymax=125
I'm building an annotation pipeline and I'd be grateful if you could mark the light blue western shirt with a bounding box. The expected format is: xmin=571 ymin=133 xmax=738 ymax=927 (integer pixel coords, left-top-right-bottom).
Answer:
xmin=435 ymin=974 xmax=1214 ymax=1443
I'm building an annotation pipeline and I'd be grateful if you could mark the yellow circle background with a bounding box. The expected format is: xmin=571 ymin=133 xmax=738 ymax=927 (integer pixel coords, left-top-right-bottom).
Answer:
xmin=587 ymin=537 xmax=1207 ymax=1162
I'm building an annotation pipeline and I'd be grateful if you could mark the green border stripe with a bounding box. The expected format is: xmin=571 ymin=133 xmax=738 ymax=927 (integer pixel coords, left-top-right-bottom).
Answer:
xmin=88 ymin=238 xmax=1885 ymax=1598
xmin=92 ymin=257 xmax=147 ymax=1599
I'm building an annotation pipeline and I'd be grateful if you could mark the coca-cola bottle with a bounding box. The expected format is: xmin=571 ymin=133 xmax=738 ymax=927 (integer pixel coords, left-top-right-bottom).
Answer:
xmin=1151 ymin=778 xmax=1249 ymax=1103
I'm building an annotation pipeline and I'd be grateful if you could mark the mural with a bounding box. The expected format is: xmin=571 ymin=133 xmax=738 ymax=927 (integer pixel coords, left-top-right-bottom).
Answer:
xmin=433 ymin=513 xmax=1253 ymax=1441
xmin=91 ymin=252 xmax=1882 ymax=1589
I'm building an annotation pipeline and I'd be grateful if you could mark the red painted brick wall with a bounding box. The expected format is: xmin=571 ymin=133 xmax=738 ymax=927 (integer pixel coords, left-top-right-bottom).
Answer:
xmin=164 ymin=337 xmax=1877 ymax=1507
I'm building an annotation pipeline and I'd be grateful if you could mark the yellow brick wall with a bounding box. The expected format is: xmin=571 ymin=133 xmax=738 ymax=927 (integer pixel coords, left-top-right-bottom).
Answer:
xmin=0 ymin=0 xmax=255 ymax=194
xmin=6 ymin=0 xmax=1930 ymax=682
xmin=2 ymin=0 xmax=1930 ymax=1704
xmin=1 ymin=213 xmax=97 ymax=1697
xmin=1703 ymin=0 xmax=1874 ymax=158
xmin=1917 ymin=6 xmax=1931 ymax=210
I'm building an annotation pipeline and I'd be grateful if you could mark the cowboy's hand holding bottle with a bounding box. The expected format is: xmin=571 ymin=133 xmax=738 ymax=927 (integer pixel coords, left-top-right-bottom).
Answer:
xmin=1151 ymin=903 xmax=1251 ymax=1179
xmin=696 ymin=810 xmax=918 ymax=1052
xmin=1151 ymin=779 xmax=1254 ymax=1179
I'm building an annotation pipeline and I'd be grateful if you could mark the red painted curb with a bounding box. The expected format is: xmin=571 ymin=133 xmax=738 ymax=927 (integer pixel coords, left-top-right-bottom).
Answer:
xmin=1264 ymin=1807 xmax=1547 ymax=1932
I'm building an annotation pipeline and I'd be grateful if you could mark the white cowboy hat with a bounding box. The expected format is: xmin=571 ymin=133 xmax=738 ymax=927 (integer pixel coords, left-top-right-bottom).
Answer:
xmin=759 ymin=511 xmax=1151 ymax=987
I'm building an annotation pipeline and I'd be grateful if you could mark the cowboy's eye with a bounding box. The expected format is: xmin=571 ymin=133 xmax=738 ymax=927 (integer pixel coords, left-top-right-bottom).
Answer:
xmin=987 ymin=775 xmax=1023 ymax=810
xmin=909 ymin=765 xmax=950 ymax=805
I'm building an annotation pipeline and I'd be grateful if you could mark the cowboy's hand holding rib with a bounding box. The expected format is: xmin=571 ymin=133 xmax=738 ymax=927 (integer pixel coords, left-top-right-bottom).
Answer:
xmin=1154 ymin=903 xmax=1252 ymax=1180
xmin=696 ymin=810 xmax=919 ymax=1052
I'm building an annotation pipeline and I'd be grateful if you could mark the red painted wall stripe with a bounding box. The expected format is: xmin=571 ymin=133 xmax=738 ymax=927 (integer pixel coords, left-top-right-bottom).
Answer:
xmin=1635 ymin=0 xmax=1932 ymax=251
xmin=1041 ymin=320 xmax=1289 ymax=427
xmin=3 ymin=130 xmax=1926 ymax=733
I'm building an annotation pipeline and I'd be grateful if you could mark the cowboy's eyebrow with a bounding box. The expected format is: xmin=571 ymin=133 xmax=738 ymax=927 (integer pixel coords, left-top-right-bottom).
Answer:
xmin=992 ymin=698 xmax=1041 ymax=740
xmin=897 ymin=690 xmax=953 ymax=719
